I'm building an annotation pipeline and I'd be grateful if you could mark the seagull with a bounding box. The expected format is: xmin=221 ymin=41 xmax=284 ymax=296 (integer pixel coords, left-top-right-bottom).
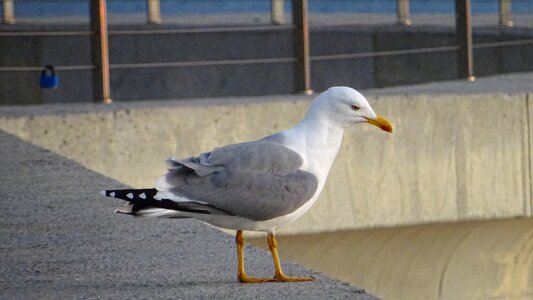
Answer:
xmin=101 ymin=86 xmax=392 ymax=283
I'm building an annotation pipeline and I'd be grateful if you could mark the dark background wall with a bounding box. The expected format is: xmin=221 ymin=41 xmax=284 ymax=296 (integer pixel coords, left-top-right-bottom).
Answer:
xmin=1 ymin=24 xmax=532 ymax=105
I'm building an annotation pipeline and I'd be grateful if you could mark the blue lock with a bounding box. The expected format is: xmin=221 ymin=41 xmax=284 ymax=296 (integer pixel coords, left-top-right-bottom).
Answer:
xmin=40 ymin=65 xmax=59 ymax=89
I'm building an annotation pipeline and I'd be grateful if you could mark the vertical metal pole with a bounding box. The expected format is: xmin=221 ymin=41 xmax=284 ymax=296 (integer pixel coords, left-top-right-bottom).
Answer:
xmin=90 ymin=0 xmax=112 ymax=103
xmin=147 ymin=0 xmax=162 ymax=24
xmin=396 ymin=0 xmax=411 ymax=26
xmin=292 ymin=0 xmax=312 ymax=95
xmin=2 ymin=0 xmax=15 ymax=24
xmin=271 ymin=0 xmax=285 ymax=25
xmin=499 ymin=0 xmax=513 ymax=27
xmin=455 ymin=0 xmax=475 ymax=81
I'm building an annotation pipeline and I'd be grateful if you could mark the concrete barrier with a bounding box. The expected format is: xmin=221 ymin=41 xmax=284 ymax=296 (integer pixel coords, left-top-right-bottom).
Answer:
xmin=0 ymin=93 xmax=531 ymax=234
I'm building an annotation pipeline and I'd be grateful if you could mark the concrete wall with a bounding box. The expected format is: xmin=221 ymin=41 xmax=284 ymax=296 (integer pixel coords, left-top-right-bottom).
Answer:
xmin=1 ymin=25 xmax=532 ymax=104
xmin=0 ymin=93 xmax=531 ymax=234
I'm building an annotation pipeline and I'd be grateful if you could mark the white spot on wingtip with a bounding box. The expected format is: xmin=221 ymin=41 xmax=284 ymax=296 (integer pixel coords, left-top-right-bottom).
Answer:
xmin=126 ymin=193 xmax=133 ymax=199
xmin=110 ymin=192 xmax=116 ymax=197
xmin=139 ymin=193 xmax=146 ymax=199
xmin=100 ymin=190 xmax=106 ymax=196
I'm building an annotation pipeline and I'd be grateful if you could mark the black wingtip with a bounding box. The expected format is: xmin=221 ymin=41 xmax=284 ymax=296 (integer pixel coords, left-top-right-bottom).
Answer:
xmin=100 ymin=189 xmax=118 ymax=198
xmin=101 ymin=188 xmax=215 ymax=216
xmin=100 ymin=188 xmax=158 ymax=201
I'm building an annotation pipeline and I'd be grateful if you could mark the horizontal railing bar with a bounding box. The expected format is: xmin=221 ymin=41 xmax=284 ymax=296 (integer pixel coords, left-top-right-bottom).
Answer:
xmin=0 ymin=65 xmax=95 ymax=71
xmin=109 ymin=57 xmax=297 ymax=69
xmin=473 ymin=38 xmax=533 ymax=49
xmin=2 ymin=38 xmax=532 ymax=72
xmin=0 ymin=58 xmax=296 ymax=72
xmin=311 ymin=45 xmax=460 ymax=61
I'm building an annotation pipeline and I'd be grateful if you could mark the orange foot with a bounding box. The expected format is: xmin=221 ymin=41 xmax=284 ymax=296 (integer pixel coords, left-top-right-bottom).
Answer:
xmin=238 ymin=272 xmax=314 ymax=283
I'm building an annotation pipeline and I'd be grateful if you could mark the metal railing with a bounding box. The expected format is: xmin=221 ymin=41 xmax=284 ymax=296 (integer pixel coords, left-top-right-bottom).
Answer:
xmin=1 ymin=0 xmax=532 ymax=104
xmin=0 ymin=0 xmax=313 ymax=103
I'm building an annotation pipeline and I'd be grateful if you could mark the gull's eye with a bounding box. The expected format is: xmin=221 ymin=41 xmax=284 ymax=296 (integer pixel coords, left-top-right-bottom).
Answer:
xmin=351 ymin=104 xmax=360 ymax=111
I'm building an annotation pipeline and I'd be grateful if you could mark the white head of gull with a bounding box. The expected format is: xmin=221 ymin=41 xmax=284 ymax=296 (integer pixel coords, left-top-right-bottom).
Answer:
xmin=101 ymin=86 xmax=392 ymax=283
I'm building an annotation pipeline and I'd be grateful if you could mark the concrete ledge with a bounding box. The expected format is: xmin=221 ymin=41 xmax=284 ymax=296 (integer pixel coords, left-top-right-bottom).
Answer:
xmin=0 ymin=92 xmax=531 ymax=234
xmin=0 ymin=130 xmax=376 ymax=299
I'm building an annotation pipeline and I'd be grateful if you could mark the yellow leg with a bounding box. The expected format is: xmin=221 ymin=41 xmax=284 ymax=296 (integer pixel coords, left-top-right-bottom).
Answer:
xmin=235 ymin=230 xmax=314 ymax=283
xmin=267 ymin=232 xmax=314 ymax=282
xmin=236 ymin=230 xmax=272 ymax=283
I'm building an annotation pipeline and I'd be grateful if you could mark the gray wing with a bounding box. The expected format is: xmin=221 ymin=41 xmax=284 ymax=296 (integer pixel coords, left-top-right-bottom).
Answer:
xmin=160 ymin=140 xmax=318 ymax=221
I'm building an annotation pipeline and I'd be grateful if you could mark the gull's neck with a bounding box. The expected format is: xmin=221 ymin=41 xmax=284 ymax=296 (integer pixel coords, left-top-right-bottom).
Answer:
xmin=283 ymin=110 xmax=345 ymax=179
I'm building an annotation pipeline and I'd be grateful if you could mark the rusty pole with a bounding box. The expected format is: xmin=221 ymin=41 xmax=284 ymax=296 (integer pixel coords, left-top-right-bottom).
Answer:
xmin=455 ymin=0 xmax=475 ymax=81
xmin=90 ymin=0 xmax=112 ymax=104
xmin=292 ymin=0 xmax=312 ymax=94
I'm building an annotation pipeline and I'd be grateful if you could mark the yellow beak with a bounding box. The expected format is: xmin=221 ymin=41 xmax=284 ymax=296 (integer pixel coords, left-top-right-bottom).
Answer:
xmin=366 ymin=115 xmax=393 ymax=133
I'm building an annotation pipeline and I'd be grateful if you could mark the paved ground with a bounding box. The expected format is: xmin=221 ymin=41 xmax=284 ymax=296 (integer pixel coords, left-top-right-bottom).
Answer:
xmin=0 ymin=130 xmax=377 ymax=299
